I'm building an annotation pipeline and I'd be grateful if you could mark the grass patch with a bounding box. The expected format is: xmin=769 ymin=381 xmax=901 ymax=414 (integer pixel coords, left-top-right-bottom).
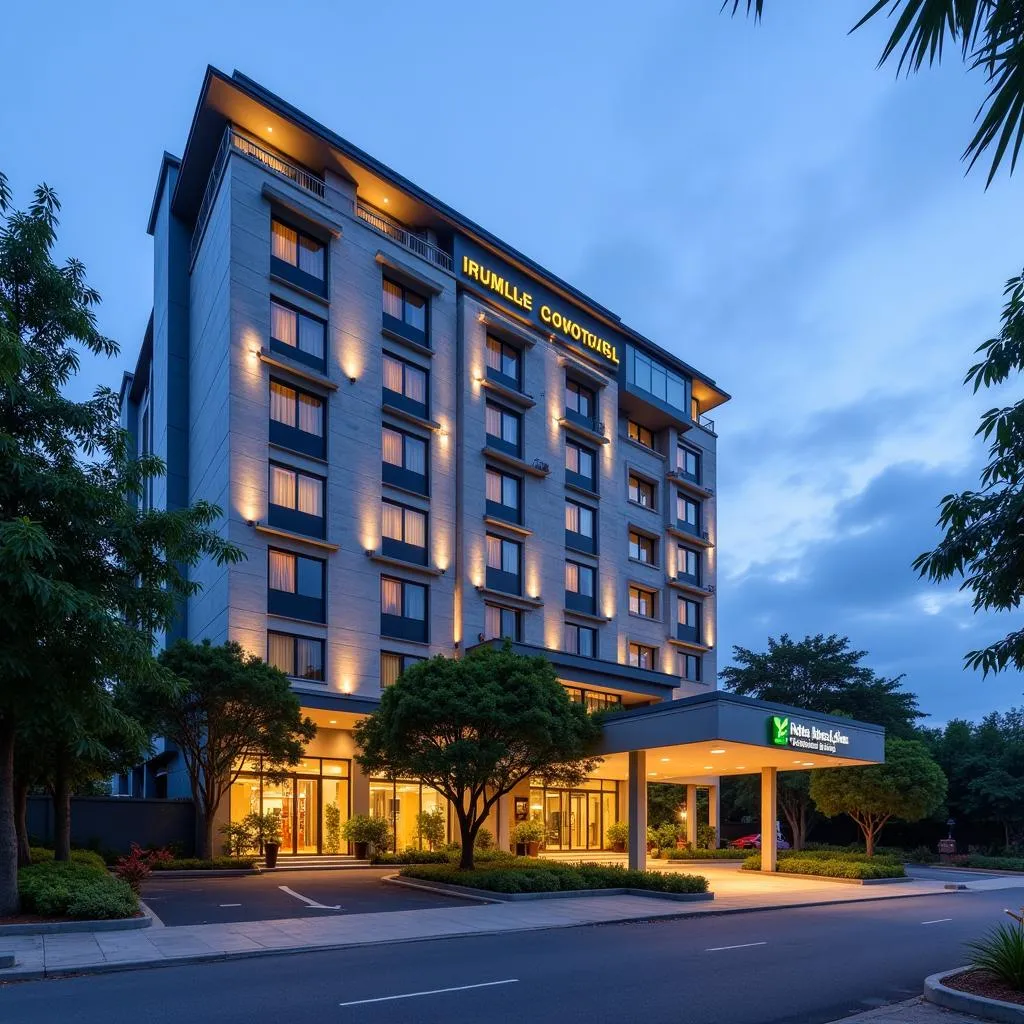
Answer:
xmin=663 ymin=848 xmax=749 ymax=861
xmin=150 ymin=857 xmax=258 ymax=871
xmin=18 ymin=860 xmax=138 ymax=920
xmin=400 ymin=859 xmax=708 ymax=894
xmin=742 ymin=855 xmax=906 ymax=879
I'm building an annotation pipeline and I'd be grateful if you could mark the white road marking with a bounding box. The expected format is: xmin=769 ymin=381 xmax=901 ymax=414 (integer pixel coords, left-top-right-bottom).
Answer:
xmin=921 ymin=918 xmax=953 ymax=925
xmin=219 ymin=903 xmax=242 ymax=907
xmin=277 ymin=885 xmax=341 ymax=911
xmin=339 ymin=979 xmax=518 ymax=1007
xmin=705 ymin=941 xmax=768 ymax=952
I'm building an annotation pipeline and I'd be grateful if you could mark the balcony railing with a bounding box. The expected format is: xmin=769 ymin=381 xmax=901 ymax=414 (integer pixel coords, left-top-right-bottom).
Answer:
xmin=355 ymin=199 xmax=453 ymax=273
xmin=191 ymin=127 xmax=326 ymax=265
xmin=698 ymin=413 xmax=715 ymax=432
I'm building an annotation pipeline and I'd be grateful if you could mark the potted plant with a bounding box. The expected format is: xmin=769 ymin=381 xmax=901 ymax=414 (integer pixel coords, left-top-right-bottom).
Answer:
xmin=342 ymin=814 xmax=391 ymax=860
xmin=606 ymin=821 xmax=628 ymax=853
xmin=247 ymin=809 xmax=282 ymax=868
xmin=511 ymin=819 xmax=546 ymax=857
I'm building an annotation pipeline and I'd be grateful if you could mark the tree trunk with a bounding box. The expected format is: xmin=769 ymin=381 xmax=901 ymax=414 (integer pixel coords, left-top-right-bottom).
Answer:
xmin=52 ymin=762 xmax=71 ymax=862
xmin=865 ymin=825 xmax=875 ymax=858
xmin=0 ymin=717 xmax=19 ymax=916
xmin=201 ymin=811 xmax=215 ymax=861
xmin=458 ymin=812 xmax=479 ymax=870
xmin=13 ymin=777 xmax=30 ymax=868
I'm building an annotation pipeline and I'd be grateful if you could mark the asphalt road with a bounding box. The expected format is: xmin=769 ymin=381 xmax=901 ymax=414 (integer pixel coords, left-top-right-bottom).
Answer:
xmin=1 ymin=886 xmax=1017 ymax=1024
xmin=142 ymin=868 xmax=467 ymax=925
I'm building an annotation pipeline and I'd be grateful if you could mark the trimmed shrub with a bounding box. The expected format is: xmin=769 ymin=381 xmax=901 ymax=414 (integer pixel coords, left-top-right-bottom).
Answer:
xmin=664 ymin=848 xmax=748 ymax=860
xmin=778 ymin=849 xmax=902 ymax=865
xmin=906 ymin=845 xmax=939 ymax=864
xmin=28 ymin=847 xmax=108 ymax=872
xmin=18 ymin=861 xmax=138 ymax=920
xmin=150 ymin=857 xmax=259 ymax=871
xmin=742 ymin=856 xmax=905 ymax=879
xmin=606 ymin=821 xmax=629 ymax=851
xmin=953 ymin=855 xmax=1024 ymax=872
xmin=372 ymin=850 xmax=450 ymax=865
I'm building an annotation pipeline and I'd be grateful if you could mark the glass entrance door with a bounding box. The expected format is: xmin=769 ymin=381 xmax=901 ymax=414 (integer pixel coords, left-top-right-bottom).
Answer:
xmin=569 ymin=792 xmax=586 ymax=849
xmin=295 ymin=779 xmax=318 ymax=854
xmin=262 ymin=778 xmax=294 ymax=852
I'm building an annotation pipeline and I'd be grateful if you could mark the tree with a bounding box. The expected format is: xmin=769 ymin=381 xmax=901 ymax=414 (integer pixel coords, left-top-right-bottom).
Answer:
xmin=0 ymin=173 xmax=239 ymax=914
xmin=720 ymin=634 xmax=923 ymax=848
xmin=354 ymin=644 xmax=601 ymax=870
xmin=126 ymin=640 xmax=316 ymax=859
xmin=810 ymin=738 xmax=947 ymax=855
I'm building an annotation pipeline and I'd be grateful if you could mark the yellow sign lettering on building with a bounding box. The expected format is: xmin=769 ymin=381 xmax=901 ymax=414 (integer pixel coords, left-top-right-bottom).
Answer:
xmin=539 ymin=305 xmax=620 ymax=365
xmin=462 ymin=256 xmax=533 ymax=312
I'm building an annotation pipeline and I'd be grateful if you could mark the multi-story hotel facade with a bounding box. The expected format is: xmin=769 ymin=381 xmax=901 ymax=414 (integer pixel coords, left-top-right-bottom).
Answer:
xmin=119 ymin=69 xmax=883 ymax=865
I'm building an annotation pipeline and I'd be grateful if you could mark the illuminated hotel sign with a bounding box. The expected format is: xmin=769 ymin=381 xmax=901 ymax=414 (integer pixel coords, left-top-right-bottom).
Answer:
xmin=456 ymin=240 xmax=621 ymax=366
xmin=769 ymin=715 xmax=851 ymax=755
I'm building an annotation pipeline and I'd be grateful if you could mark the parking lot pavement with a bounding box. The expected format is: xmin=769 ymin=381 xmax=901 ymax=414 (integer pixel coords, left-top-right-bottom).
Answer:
xmin=141 ymin=868 xmax=468 ymax=926
xmin=904 ymin=864 xmax=1008 ymax=883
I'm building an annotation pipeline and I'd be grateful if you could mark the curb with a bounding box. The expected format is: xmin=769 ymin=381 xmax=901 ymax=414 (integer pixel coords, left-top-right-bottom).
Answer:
xmin=386 ymin=874 xmax=714 ymax=903
xmin=148 ymin=870 xmax=260 ymax=880
xmin=738 ymin=870 xmax=907 ymax=886
xmin=924 ymin=968 xmax=1024 ymax=1022
xmin=0 ymin=914 xmax=151 ymax=937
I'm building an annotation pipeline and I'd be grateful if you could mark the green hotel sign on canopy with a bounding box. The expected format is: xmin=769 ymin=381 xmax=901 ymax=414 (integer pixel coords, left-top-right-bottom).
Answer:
xmin=769 ymin=715 xmax=851 ymax=755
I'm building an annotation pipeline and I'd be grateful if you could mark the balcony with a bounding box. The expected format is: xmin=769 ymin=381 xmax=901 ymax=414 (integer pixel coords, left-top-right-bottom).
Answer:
xmin=355 ymin=200 xmax=453 ymax=274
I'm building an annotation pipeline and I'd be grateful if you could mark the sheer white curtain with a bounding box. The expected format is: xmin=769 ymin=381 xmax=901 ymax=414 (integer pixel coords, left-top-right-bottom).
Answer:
xmin=271 ymin=301 xmax=297 ymax=347
xmin=272 ymin=221 xmax=297 ymax=264
xmin=405 ymin=436 xmax=426 ymax=475
xmin=270 ymin=466 xmax=294 ymax=507
xmin=269 ymin=550 xmax=294 ymax=592
xmin=405 ymin=509 xmax=426 ymax=547
xmin=268 ymin=632 xmax=293 ymax=673
xmin=382 ymin=502 xmax=403 ymax=540
xmin=295 ymin=638 xmax=322 ymax=680
xmin=565 ymin=561 xmax=578 ymax=592
xmin=383 ymin=356 xmax=404 ymax=394
xmin=298 ymin=235 xmax=324 ymax=279
xmin=486 ymin=336 xmax=501 ymax=372
xmin=405 ymin=365 xmax=426 ymax=403
xmin=405 ymin=583 xmax=426 ymax=620
xmin=298 ymin=393 xmax=322 ymax=435
xmin=486 ymin=535 xmax=501 ymax=569
xmin=382 ymin=279 xmax=403 ymax=319
xmin=486 ymin=470 xmax=501 ymax=503
xmin=297 ymin=474 xmax=322 ymax=516
xmin=382 ymin=427 xmax=403 ymax=466
xmin=270 ymin=382 xmax=296 ymax=426
xmin=298 ymin=314 xmax=324 ymax=360
xmin=381 ymin=578 xmax=402 ymax=615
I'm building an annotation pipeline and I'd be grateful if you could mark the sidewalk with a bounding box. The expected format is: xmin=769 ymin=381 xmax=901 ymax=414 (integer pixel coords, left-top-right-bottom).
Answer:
xmin=0 ymin=870 xmax=979 ymax=982
xmin=829 ymin=997 xmax=978 ymax=1023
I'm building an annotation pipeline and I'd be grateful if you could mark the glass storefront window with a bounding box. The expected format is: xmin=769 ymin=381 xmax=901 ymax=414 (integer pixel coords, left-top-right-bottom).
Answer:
xmin=528 ymin=778 xmax=620 ymax=852
xmin=370 ymin=778 xmax=450 ymax=852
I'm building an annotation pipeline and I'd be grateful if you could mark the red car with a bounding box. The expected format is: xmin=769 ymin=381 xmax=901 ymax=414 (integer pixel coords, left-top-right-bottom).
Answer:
xmin=728 ymin=832 xmax=791 ymax=850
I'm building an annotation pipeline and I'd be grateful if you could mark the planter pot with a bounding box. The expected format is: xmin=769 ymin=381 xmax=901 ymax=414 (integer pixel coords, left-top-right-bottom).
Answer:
xmin=263 ymin=842 xmax=280 ymax=869
xmin=611 ymin=842 xmax=626 ymax=853
xmin=353 ymin=841 xmax=369 ymax=860
xmin=526 ymin=841 xmax=541 ymax=857
xmin=515 ymin=842 xmax=527 ymax=856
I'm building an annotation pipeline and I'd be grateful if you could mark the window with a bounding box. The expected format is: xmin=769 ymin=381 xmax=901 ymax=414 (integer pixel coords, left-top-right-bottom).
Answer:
xmin=268 ymin=631 xmax=325 ymax=682
xmin=268 ymin=463 xmax=325 ymax=537
xmin=565 ymin=379 xmax=596 ymax=424
xmin=382 ymin=353 xmax=428 ymax=418
xmin=566 ymin=439 xmax=596 ymax=491
xmin=486 ymin=335 xmax=521 ymax=389
xmin=565 ymin=559 xmax=596 ymax=614
xmin=270 ymin=299 xmax=325 ymax=370
xmin=380 ymin=576 xmax=428 ymax=642
xmin=677 ymin=445 xmax=701 ymax=482
xmin=627 ymin=420 xmax=655 ymax=450
xmin=485 ymin=401 xmax=521 ymax=457
xmin=268 ymin=548 xmax=326 ymax=623
xmin=381 ymin=500 xmax=427 ymax=564
xmin=485 ymin=604 xmax=521 ymax=641
xmin=565 ymin=499 xmax=596 ymax=554
xmin=486 ymin=533 xmax=521 ymax=594
xmin=629 ymin=531 xmax=656 ymax=565
xmin=563 ymin=623 xmax=597 ymax=659
xmin=681 ymin=653 xmax=702 ymax=683
xmin=271 ymin=218 xmax=326 ymax=293
xmin=566 ymin=687 xmax=621 ymax=712
xmin=485 ymin=467 xmax=522 ymax=523
xmin=629 ymin=585 xmax=657 ymax=619
xmin=677 ymin=545 xmax=700 ymax=583
xmin=625 ymin=344 xmax=687 ymax=413
xmin=677 ymin=494 xmax=701 ymax=535
xmin=269 ymin=380 xmax=325 ymax=459
xmin=380 ymin=651 xmax=426 ymax=688
xmin=382 ymin=277 xmax=428 ymax=345
xmin=628 ymin=642 xmax=657 ymax=670
xmin=628 ymin=474 xmax=655 ymax=509
xmin=677 ymin=598 xmax=701 ymax=644
xmin=382 ymin=425 xmax=428 ymax=494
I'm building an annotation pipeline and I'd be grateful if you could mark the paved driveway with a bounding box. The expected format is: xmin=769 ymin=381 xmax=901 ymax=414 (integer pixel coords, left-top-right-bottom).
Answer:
xmin=142 ymin=868 xmax=467 ymax=927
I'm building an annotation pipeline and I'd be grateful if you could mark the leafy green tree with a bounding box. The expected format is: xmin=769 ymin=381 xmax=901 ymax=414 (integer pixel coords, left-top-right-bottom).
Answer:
xmin=354 ymin=644 xmax=601 ymax=869
xmin=126 ymin=640 xmax=316 ymax=859
xmin=810 ymin=738 xmax=947 ymax=855
xmin=0 ymin=173 xmax=239 ymax=914
xmin=720 ymin=634 xmax=923 ymax=848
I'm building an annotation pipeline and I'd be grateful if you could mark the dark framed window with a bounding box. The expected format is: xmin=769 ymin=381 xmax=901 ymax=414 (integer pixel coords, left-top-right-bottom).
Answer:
xmin=382 ymin=352 xmax=428 ymax=419
xmin=382 ymin=425 xmax=428 ymax=495
xmin=677 ymin=545 xmax=700 ymax=584
xmin=270 ymin=298 xmax=326 ymax=371
xmin=485 ymin=604 xmax=521 ymax=641
xmin=268 ymin=462 xmax=326 ymax=538
xmin=268 ymin=631 xmax=325 ymax=682
xmin=681 ymin=653 xmax=702 ymax=683
xmin=486 ymin=533 xmax=521 ymax=594
xmin=486 ymin=335 xmax=522 ymax=390
xmin=629 ymin=585 xmax=657 ymax=619
xmin=677 ymin=597 xmax=701 ymax=644
xmin=485 ymin=466 xmax=522 ymax=524
xmin=381 ymin=500 xmax=427 ymax=565
xmin=566 ymin=439 xmax=596 ymax=492
xmin=626 ymin=345 xmax=687 ymax=414
xmin=565 ymin=378 xmax=596 ymax=428
xmin=380 ymin=650 xmax=426 ymax=688
xmin=566 ymin=687 xmax=621 ymax=712
xmin=565 ymin=559 xmax=596 ymax=615
xmin=563 ymin=623 xmax=597 ymax=659
xmin=380 ymin=576 xmax=428 ymax=643
xmin=485 ymin=401 xmax=521 ymax=457
xmin=268 ymin=548 xmax=326 ymax=623
xmin=628 ymin=642 xmax=657 ymax=670
xmin=677 ymin=445 xmax=701 ymax=483
xmin=677 ymin=494 xmax=701 ymax=536
xmin=628 ymin=474 xmax=655 ymax=509
xmin=382 ymin=277 xmax=428 ymax=346
xmin=629 ymin=531 xmax=656 ymax=566
xmin=270 ymin=379 xmax=326 ymax=459
xmin=271 ymin=217 xmax=326 ymax=296
xmin=627 ymin=420 xmax=656 ymax=450
xmin=565 ymin=498 xmax=596 ymax=554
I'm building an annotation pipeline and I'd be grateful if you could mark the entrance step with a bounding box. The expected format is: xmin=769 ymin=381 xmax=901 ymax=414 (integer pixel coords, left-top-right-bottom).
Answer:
xmin=539 ymin=851 xmax=625 ymax=864
xmin=256 ymin=855 xmax=371 ymax=871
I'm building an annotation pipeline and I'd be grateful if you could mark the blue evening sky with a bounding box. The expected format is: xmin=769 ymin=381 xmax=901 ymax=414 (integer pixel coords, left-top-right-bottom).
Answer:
xmin=4 ymin=0 xmax=1021 ymax=724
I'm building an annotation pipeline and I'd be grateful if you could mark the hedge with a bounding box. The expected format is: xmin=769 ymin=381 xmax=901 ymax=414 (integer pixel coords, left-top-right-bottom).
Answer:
xmin=18 ymin=861 xmax=139 ymax=919
xmin=663 ymin=848 xmax=749 ymax=861
xmin=778 ymin=849 xmax=903 ymax=865
xmin=28 ymin=847 xmax=109 ymax=872
xmin=742 ymin=856 xmax=906 ymax=879
xmin=952 ymin=855 xmax=1024 ymax=872
xmin=400 ymin=860 xmax=708 ymax=894
xmin=373 ymin=848 xmax=519 ymax=866
xmin=150 ymin=857 xmax=259 ymax=871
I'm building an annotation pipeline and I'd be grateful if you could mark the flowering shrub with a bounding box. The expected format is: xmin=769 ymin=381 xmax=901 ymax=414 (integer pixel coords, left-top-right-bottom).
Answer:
xmin=114 ymin=844 xmax=172 ymax=893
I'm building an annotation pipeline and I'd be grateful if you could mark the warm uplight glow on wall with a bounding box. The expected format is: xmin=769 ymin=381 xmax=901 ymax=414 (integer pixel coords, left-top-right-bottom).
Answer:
xmin=666 ymin=544 xmax=677 ymax=578
xmin=340 ymin=330 xmax=364 ymax=382
xmin=544 ymin=613 xmax=561 ymax=652
xmin=601 ymin=576 xmax=616 ymax=620
xmin=526 ymin=555 xmax=540 ymax=601
xmin=360 ymin=498 xmax=379 ymax=553
xmin=436 ymin=417 xmax=451 ymax=458
xmin=241 ymin=326 xmax=263 ymax=386
xmin=234 ymin=459 xmax=262 ymax=525
xmin=434 ymin=527 xmax=450 ymax=574
xmin=469 ymin=540 xmax=484 ymax=589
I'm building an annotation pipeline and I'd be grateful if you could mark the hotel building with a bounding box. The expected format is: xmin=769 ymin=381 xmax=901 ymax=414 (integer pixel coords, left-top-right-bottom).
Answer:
xmin=118 ymin=68 xmax=882 ymax=867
